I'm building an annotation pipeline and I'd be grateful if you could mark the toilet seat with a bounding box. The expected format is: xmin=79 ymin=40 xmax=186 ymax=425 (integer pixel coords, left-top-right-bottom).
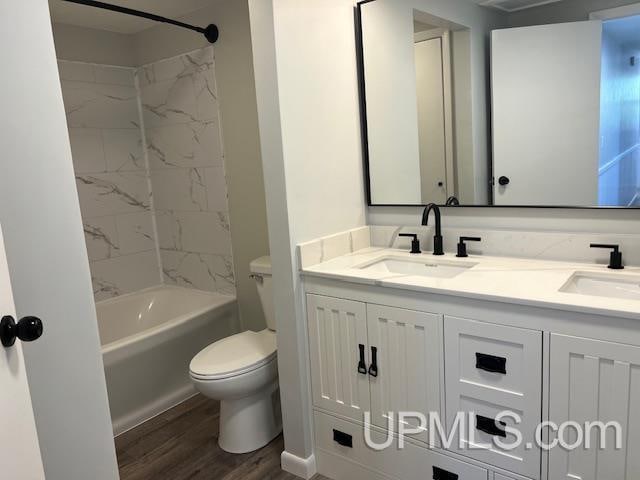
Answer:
xmin=190 ymin=329 xmax=277 ymax=381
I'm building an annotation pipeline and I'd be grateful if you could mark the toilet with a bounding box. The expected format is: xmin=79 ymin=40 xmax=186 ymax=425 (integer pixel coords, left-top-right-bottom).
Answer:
xmin=189 ymin=256 xmax=281 ymax=454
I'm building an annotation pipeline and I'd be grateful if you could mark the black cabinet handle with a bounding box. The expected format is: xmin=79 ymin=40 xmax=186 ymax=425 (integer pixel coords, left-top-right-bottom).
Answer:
xmin=475 ymin=415 xmax=507 ymax=438
xmin=1 ymin=316 xmax=44 ymax=347
xmin=368 ymin=346 xmax=378 ymax=378
xmin=333 ymin=429 xmax=353 ymax=448
xmin=498 ymin=176 xmax=510 ymax=186
xmin=432 ymin=466 xmax=459 ymax=480
xmin=475 ymin=352 xmax=507 ymax=374
xmin=357 ymin=344 xmax=367 ymax=375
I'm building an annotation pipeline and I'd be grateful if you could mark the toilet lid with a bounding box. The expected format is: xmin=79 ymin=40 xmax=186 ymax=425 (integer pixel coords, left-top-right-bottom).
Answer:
xmin=190 ymin=329 xmax=277 ymax=380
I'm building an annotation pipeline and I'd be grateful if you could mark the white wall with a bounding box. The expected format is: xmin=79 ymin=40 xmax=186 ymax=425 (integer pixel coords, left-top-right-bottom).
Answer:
xmin=250 ymin=0 xmax=367 ymax=470
xmin=0 ymin=1 xmax=118 ymax=478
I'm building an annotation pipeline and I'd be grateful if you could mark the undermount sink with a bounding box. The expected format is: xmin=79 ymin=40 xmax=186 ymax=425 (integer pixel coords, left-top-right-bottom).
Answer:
xmin=355 ymin=256 xmax=477 ymax=279
xmin=559 ymin=272 xmax=640 ymax=301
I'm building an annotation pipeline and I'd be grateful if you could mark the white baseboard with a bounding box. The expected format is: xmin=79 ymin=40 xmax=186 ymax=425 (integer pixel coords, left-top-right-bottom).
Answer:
xmin=281 ymin=450 xmax=317 ymax=479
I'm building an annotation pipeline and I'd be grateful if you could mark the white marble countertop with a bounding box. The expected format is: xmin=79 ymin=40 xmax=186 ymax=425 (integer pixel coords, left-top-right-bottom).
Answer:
xmin=301 ymin=247 xmax=640 ymax=321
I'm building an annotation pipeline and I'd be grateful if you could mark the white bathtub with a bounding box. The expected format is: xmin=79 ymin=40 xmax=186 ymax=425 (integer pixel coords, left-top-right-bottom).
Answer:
xmin=96 ymin=285 xmax=239 ymax=435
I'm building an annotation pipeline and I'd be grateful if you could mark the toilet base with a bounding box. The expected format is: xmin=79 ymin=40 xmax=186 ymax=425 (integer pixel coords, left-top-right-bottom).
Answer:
xmin=218 ymin=381 xmax=282 ymax=454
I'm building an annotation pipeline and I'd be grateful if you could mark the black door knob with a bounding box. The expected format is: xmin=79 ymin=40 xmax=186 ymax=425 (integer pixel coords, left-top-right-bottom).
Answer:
xmin=498 ymin=176 xmax=510 ymax=186
xmin=0 ymin=316 xmax=43 ymax=347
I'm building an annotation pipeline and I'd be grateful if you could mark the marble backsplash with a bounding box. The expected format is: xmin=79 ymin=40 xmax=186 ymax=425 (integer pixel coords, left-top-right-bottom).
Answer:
xmin=59 ymin=47 xmax=235 ymax=301
xmin=298 ymin=224 xmax=640 ymax=270
xmin=369 ymin=225 xmax=640 ymax=267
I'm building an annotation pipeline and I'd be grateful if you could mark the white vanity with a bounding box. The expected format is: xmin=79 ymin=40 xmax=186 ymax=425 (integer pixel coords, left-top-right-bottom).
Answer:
xmin=300 ymin=238 xmax=640 ymax=480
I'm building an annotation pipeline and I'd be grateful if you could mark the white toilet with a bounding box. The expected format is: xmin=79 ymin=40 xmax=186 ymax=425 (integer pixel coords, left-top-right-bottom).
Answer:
xmin=189 ymin=256 xmax=281 ymax=454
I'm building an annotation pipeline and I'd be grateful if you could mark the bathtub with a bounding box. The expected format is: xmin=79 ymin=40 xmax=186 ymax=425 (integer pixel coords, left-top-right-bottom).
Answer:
xmin=96 ymin=285 xmax=239 ymax=436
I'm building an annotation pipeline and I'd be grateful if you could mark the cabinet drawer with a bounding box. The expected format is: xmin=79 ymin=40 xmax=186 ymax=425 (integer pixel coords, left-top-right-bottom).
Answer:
xmin=314 ymin=410 xmax=488 ymax=480
xmin=444 ymin=316 xmax=542 ymax=479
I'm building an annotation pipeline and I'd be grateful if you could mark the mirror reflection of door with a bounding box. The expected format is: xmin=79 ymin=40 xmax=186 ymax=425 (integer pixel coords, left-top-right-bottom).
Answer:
xmin=491 ymin=21 xmax=603 ymax=206
xmin=414 ymin=28 xmax=454 ymax=205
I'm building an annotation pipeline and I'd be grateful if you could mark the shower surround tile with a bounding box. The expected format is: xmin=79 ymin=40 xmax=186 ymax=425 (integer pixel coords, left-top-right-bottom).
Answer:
xmin=68 ymin=128 xmax=106 ymax=174
xmin=156 ymin=211 xmax=232 ymax=256
xmin=92 ymin=251 xmax=161 ymax=302
xmin=146 ymin=121 xmax=223 ymax=170
xmin=151 ymin=168 xmax=208 ymax=212
xmin=75 ymin=172 xmax=151 ymax=217
xmin=103 ymin=129 xmax=145 ymax=172
xmin=161 ymin=250 xmax=235 ymax=296
xmin=84 ymin=216 xmax=119 ymax=262
xmin=60 ymin=49 xmax=234 ymax=300
xmin=140 ymin=47 xmax=234 ymax=295
xmin=62 ymin=81 xmax=139 ymax=129
xmin=60 ymin=61 xmax=161 ymax=301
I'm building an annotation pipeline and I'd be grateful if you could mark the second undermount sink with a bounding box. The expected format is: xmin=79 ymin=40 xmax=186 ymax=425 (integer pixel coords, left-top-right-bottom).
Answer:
xmin=355 ymin=256 xmax=477 ymax=279
xmin=560 ymin=271 xmax=640 ymax=301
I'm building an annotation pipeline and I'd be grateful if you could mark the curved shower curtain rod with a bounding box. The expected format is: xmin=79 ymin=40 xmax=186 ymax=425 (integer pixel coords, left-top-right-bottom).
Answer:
xmin=61 ymin=0 xmax=219 ymax=44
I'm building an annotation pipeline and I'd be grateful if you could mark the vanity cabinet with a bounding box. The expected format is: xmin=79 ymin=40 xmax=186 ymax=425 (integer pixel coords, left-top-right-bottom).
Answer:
xmin=307 ymin=295 xmax=442 ymax=443
xmin=444 ymin=316 xmax=542 ymax=478
xmin=304 ymin=275 xmax=640 ymax=480
xmin=549 ymin=334 xmax=640 ymax=480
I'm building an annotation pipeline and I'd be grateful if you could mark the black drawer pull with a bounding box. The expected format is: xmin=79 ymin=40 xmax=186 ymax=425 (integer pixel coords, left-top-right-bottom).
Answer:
xmin=368 ymin=346 xmax=378 ymax=377
xmin=476 ymin=352 xmax=507 ymax=374
xmin=333 ymin=429 xmax=353 ymax=448
xmin=357 ymin=344 xmax=367 ymax=374
xmin=476 ymin=415 xmax=507 ymax=438
xmin=432 ymin=466 xmax=458 ymax=480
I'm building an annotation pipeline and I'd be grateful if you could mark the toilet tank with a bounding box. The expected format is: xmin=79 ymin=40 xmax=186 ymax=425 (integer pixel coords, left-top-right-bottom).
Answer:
xmin=250 ymin=256 xmax=276 ymax=331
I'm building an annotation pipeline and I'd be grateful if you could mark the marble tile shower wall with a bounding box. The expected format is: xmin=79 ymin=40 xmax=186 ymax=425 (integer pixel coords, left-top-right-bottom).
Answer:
xmin=59 ymin=60 xmax=159 ymax=301
xmin=58 ymin=46 xmax=235 ymax=301
xmin=138 ymin=47 xmax=234 ymax=295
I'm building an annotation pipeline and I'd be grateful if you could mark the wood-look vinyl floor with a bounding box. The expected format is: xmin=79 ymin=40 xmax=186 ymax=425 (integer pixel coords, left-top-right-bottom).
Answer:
xmin=115 ymin=394 xmax=329 ymax=480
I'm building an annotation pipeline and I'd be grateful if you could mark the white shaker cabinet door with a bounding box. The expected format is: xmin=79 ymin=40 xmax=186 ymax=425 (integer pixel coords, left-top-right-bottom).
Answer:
xmin=367 ymin=304 xmax=442 ymax=445
xmin=549 ymin=334 xmax=640 ymax=480
xmin=307 ymin=294 xmax=370 ymax=421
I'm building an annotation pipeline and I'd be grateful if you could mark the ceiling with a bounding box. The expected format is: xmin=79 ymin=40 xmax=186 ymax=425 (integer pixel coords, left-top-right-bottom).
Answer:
xmin=48 ymin=0 xmax=215 ymax=34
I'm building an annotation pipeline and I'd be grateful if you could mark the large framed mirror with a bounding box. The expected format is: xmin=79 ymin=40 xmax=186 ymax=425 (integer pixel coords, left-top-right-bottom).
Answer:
xmin=356 ymin=0 xmax=640 ymax=208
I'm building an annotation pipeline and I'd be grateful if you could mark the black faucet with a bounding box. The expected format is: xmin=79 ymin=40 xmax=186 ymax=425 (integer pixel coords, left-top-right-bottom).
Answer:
xmin=590 ymin=243 xmax=624 ymax=270
xmin=421 ymin=203 xmax=444 ymax=256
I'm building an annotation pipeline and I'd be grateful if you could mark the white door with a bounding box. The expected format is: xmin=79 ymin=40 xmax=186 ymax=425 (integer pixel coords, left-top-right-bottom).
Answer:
xmin=492 ymin=21 xmax=602 ymax=206
xmin=307 ymin=295 xmax=370 ymax=421
xmin=367 ymin=304 xmax=441 ymax=445
xmin=415 ymin=37 xmax=448 ymax=204
xmin=549 ymin=334 xmax=640 ymax=479
xmin=0 ymin=2 xmax=119 ymax=477
xmin=0 ymin=225 xmax=45 ymax=479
